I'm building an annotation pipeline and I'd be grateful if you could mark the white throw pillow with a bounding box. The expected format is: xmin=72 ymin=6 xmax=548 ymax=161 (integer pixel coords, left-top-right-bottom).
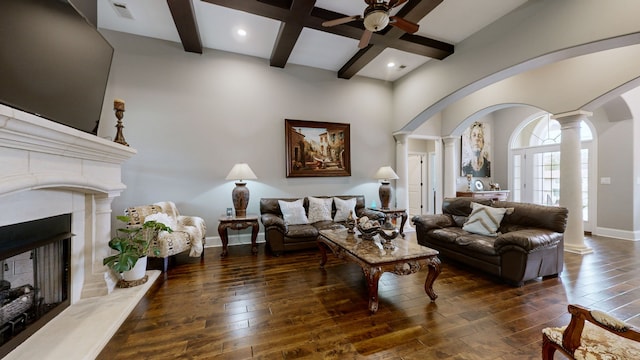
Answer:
xmin=333 ymin=197 xmax=357 ymax=222
xmin=143 ymin=212 xmax=177 ymax=231
xmin=307 ymin=196 xmax=333 ymax=223
xmin=462 ymin=202 xmax=510 ymax=237
xmin=278 ymin=199 xmax=309 ymax=225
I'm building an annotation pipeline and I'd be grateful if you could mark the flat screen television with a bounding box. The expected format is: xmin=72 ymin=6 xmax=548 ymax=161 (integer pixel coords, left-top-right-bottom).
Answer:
xmin=0 ymin=0 xmax=113 ymax=135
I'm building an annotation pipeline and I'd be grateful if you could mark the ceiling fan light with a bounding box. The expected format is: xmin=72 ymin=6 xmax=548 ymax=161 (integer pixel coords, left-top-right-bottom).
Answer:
xmin=363 ymin=10 xmax=389 ymax=32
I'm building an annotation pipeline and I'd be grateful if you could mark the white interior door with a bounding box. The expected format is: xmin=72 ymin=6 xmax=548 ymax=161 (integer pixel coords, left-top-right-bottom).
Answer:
xmin=428 ymin=152 xmax=436 ymax=214
xmin=408 ymin=154 xmax=425 ymax=218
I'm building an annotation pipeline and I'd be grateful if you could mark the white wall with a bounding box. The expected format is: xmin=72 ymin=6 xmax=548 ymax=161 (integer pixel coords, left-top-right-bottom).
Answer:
xmin=492 ymin=106 xmax=542 ymax=188
xmin=392 ymin=0 xmax=640 ymax=133
xmin=621 ymin=87 xmax=640 ymax=234
xmin=489 ymin=103 xmax=636 ymax=234
xmin=97 ymin=18 xmax=640 ymax=243
xmin=98 ymin=30 xmax=395 ymax=243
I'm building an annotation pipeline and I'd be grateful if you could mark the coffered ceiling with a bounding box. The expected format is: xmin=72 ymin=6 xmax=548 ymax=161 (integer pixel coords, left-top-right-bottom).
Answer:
xmin=98 ymin=0 xmax=527 ymax=82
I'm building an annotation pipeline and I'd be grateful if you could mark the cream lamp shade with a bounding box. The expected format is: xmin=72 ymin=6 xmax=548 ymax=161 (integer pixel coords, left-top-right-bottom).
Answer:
xmin=225 ymin=163 xmax=257 ymax=217
xmin=374 ymin=166 xmax=399 ymax=182
xmin=374 ymin=166 xmax=399 ymax=210
xmin=225 ymin=163 xmax=257 ymax=183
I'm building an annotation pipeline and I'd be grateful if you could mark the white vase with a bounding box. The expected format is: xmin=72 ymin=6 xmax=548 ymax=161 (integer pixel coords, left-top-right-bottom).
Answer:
xmin=122 ymin=256 xmax=147 ymax=281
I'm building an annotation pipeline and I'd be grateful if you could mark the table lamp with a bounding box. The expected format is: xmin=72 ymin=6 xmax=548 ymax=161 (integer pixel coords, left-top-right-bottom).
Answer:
xmin=374 ymin=166 xmax=399 ymax=210
xmin=225 ymin=163 xmax=257 ymax=217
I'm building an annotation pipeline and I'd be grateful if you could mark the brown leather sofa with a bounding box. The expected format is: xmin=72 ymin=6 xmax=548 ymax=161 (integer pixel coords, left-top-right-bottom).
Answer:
xmin=260 ymin=195 xmax=384 ymax=255
xmin=412 ymin=197 xmax=568 ymax=286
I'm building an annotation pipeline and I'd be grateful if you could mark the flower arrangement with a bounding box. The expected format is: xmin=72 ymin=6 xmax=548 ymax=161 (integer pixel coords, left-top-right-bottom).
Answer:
xmin=103 ymin=213 xmax=173 ymax=273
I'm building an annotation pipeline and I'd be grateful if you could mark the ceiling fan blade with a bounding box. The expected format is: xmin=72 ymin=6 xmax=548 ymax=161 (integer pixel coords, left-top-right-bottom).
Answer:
xmin=358 ymin=30 xmax=373 ymax=49
xmin=388 ymin=0 xmax=408 ymax=8
xmin=322 ymin=15 xmax=360 ymax=27
xmin=389 ymin=16 xmax=419 ymax=33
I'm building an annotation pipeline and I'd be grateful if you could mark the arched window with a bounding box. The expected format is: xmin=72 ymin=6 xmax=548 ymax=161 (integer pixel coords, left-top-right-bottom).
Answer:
xmin=511 ymin=114 xmax=593 ymax=227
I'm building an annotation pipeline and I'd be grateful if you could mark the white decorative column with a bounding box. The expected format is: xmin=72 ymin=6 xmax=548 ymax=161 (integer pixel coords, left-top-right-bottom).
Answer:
xmin=553 ymin=110 xmax=593 ymax=254
xmin=443 ymin=136 xmax=459 ymax=199
xmin=394 ymin=132 xmax=410 ymax=210
xmin=81 ymin=193 xmax=119 ymax=299
xmin=394 ymin=132 xmax=414 ymax=232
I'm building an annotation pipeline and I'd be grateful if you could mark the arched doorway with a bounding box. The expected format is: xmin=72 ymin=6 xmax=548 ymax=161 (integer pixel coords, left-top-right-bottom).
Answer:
xmin=510 ymin=113 xmax=595 ymax=231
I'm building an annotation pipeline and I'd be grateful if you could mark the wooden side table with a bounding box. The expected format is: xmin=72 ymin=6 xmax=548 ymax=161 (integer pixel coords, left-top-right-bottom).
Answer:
xmin=217 ymin=214 xmax=259 ymax=257
xmin=371 ymin=208 xmax=408 ymax=237
xmin=456 ymin=190 xmax=510 ymax=201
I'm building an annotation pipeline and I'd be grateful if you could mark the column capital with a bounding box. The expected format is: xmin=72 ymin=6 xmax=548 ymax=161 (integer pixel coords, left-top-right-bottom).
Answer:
xmin=393 ymin=132 xmax=410 ymax=144
xmin=442 ymin=136 xmax=458 ymax=145
xmin=552 ymin=110 xmax=592 ymax=120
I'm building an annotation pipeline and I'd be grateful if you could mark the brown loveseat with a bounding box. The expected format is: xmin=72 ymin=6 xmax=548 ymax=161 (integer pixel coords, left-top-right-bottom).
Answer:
xmin=260 ymin=195 xmax=384 ymax=255
xmin=412 ymin=197 xmax=568 ymax=286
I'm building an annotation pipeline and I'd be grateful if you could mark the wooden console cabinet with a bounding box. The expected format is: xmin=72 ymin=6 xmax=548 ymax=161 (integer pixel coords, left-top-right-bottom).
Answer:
xmin=456 ymin=190 xmax=510 ymax=201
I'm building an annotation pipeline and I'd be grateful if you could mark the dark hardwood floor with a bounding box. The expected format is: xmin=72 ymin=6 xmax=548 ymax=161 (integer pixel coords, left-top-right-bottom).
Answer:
xmin=98 ymin=234 xmax=640 ymax=359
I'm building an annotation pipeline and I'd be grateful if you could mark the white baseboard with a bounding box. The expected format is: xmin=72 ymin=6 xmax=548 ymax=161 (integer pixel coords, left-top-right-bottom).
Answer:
xmin=592 ymin=227 xmax=640 ymax=241
xmin=204 ymin=227 xmax=416 ymax=248
xmin=204 ymin=232 xmax=265 ymax=248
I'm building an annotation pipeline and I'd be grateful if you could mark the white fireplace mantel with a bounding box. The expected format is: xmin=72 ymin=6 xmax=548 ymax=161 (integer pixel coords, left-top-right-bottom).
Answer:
xmin=0 ymin=104 xmax=135 ymax=197
xmin=0 ymin=105 xmax=162 ymax=359
xmin=0 ymin=104 xmax=136 ymax=301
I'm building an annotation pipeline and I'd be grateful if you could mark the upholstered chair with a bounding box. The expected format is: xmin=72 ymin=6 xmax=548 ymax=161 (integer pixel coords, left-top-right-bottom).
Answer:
xmin=542 ymin=304 xmax=640 ymax=359
xmin=124 ymin=201 xmax=206 ymax=272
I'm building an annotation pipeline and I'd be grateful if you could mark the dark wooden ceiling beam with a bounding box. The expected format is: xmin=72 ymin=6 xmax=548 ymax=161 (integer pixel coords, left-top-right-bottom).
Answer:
xmin=200 ymin=0 xmax=454 ymax=79
xmin=167 ymin=0 xmax=203 ymax=54
xmin=270 ymin=0 xmax=316 ymax=68
xmin=201 ymin=0 xmax=291 ymax=20
xmin=338 ymin=46 xmax=385 ymax=80
xmin=337 ymin=0 xmax=447 ymax=79
xmin=306 ymin=6 xmax=451 ymax=58
xmin=395 ymin=0 xmax=443 ymax=23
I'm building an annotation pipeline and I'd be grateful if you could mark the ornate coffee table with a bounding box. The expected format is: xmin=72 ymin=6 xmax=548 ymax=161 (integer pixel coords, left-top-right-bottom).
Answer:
xmin=318 ymin=229 xmax=441 ymax=313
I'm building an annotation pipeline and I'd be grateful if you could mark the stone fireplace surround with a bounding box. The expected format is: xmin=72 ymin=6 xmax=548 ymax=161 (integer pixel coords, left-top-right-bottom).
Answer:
xmin=0 ymin=104 xmax=158 ymax=358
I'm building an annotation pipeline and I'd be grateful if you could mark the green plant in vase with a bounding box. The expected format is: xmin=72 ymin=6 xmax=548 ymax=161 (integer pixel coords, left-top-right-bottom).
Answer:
xmin=103 ymin=214 xmax=173 ymax=273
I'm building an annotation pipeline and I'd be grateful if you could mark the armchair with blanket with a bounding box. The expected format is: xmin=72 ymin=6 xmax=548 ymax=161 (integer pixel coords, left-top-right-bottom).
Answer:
xmin=124 ymin=201 xmax=206 ymax=271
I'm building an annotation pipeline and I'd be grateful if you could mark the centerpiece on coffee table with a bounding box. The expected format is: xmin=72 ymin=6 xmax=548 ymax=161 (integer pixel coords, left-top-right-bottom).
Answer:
xmin=357 ymin=216 xmax=399 ymax=249
xmin=357 ymin=216 xmax=381 ymax=240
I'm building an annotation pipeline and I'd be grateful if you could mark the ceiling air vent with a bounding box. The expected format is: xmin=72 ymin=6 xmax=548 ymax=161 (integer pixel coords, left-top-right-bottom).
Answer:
xmin=110 ymin=1 xmax=134 ymax=20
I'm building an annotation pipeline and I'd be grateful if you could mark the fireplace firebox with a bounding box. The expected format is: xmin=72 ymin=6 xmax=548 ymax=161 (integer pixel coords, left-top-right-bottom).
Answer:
xmin=0 ymin=214 xmax=71 ymax=358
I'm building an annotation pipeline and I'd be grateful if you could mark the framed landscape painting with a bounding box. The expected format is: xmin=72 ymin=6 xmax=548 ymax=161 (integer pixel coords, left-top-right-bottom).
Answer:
xmin=285 ymin=119 xmax=351 ymax=178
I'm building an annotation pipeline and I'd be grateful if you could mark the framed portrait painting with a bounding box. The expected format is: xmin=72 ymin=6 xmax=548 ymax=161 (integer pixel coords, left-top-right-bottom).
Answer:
xmin=461 ymin=121 xmax=491 ymax=177
xmin=285 ymin=119 xmax=351 ymax=178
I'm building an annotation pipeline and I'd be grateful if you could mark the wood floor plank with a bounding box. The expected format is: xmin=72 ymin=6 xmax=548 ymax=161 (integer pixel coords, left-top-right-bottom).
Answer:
xmin=98 ymin=234 xmax=640 ymax=359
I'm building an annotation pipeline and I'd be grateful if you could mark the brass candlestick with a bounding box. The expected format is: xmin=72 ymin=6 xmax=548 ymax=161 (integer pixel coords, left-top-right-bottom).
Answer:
xmin=113 ymin=99 xmax=129 ymax=146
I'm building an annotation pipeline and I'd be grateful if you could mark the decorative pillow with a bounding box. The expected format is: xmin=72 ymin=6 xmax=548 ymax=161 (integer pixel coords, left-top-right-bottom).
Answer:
xmin=462 ymin=202 xmax=512 ymax=237
xmin=144 ymin=212 xmax=177 ymax=231
xmin=307 ymin=196 xmax=333 ymax=223
xmin=333 ymin=197 xmax=357 ymax=222
xmin=278 ymin=199 xmax=309 ymax=225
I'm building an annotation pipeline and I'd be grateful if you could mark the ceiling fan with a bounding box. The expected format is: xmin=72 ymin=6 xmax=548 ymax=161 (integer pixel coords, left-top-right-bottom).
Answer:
xmin=322 ymin=0 xmax=419 ymax=49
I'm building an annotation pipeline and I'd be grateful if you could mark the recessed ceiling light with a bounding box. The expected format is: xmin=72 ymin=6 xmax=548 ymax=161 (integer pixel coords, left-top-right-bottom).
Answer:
xmin=237 ymin=29 xmax=247 ymax=37
xmin=387 ymin=62 xmax=395 ymax=68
